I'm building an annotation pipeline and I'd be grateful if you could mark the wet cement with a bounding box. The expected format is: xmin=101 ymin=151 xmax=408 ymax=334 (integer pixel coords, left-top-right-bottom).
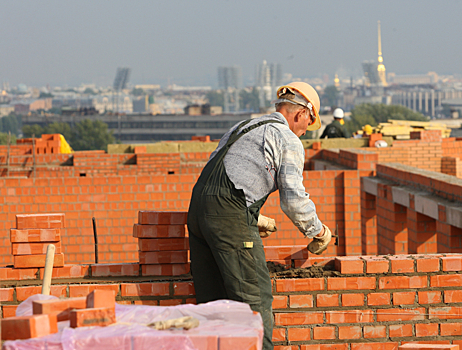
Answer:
xmin=267 ymin=261 xmax=340 ymax=278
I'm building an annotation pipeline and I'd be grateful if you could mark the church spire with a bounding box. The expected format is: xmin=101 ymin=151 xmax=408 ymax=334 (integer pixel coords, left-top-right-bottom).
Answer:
xmin=377 ymin=20 xmax=387 ymax=86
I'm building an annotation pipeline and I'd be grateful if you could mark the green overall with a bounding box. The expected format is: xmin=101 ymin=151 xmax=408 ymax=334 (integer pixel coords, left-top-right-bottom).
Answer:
xmin=187 ymin=119 xmax=284 ymax=350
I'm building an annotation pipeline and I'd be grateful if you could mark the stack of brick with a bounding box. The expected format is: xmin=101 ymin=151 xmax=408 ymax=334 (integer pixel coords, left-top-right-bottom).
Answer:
xmin=264 ymin=245 xmax=310 ymax=268
xmin=1 ymin=290 xmax=115 ymax=340
xmin=11 ymin=214 xmax=65 ymax=269
xmin=133 ymin=211 xmax=189 ymax=276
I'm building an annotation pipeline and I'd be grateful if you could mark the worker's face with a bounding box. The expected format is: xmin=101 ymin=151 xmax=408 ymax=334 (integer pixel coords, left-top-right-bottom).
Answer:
xmin=293 ymin=108 xmax=313 ymax=137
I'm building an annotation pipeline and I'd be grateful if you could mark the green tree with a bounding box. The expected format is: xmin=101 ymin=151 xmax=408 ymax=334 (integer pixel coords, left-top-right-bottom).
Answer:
xmin=0 ymin=132 xmax=17 ymax=145
xmin=70 ymin=119 xmax=115 ymax=151
xmin=0 ymin=114 xmax=21 ymax=135
xmin=322 ymin=85 xmax=339 ymax=108
xmin=206 ymin=91 xmax=224 ymax=108
xmin=344 ymin=103 xmax=428 ymax=135
xmin=22 ymin=124 xmax=45 ymax=138
xmin=131 ymin=88 xmax=145 ymax=96
xmin=239 ymin=88 xmax=260 ymax=112
xmin=46 ymin=122 xmax=73 ymax=141
xmin=39 ymin=92 xmax=53 ymax=98
xmin=83 ymin=88 xmax=96 ymax=95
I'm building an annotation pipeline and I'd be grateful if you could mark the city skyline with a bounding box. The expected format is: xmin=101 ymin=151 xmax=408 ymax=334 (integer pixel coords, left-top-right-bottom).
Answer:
xmin=1 ymin=0 xmax=461 ymax=87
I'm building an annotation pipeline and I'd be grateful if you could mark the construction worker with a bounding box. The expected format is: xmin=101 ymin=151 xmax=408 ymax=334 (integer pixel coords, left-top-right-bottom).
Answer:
xmin=320 ymin=107 xmax=349 ymax=138
xmin=187 ymin=82 xmax=333 ymax=350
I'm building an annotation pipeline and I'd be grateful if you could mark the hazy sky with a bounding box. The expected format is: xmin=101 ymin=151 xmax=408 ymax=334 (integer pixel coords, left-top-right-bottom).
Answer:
xmin=1 ymin=0 xmax=461 ymax=88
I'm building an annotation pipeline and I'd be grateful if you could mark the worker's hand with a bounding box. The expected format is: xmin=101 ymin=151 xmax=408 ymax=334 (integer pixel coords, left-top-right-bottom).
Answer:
xmin=257 ymin=214 xmax=277 ymax=238
xmin=307 ymin=224 xmax=332 ymax=255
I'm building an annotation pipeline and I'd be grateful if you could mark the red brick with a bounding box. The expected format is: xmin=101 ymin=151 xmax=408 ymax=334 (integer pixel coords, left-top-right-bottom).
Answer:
xmin=39 ymin=265 xmax=90 ymax=279
xmin=68 ymin=284 xmax=119 ymax=298
xmin=429 ymin=306 xmax=462 ymax=320
xmin=313 ymin=326 xmax=335 ymax=340
xmin=86 ymin=289 xmax=116 ymax=309
xmin=12 ymin=242 xmax=62 ymax=255
xmin=326 ymin=310 xmax=373 ymax=323
xmin=327 ymin=277 xmax=376 ymax=290
xmin=301 ymin=344 xmax=348 ymax=350
xmin=70 ymin=307 xmax=116 ymax=328
xmin=367 ymin=293 xmax=390 ymax=306
xmin=2 ymin=305 xmax=18 ymax=318
xmin=274 ymin=312 xmax=323 ymax=326
xmin=398 ymin=345 xmax=458 ymax=349
xmin=379 ymin=276 xmax=427 ymax=289
xmin=442 ymin=256 xmax=462 ymax=271
xmin=272 ymin=328 xmax=286 ymax=342
xmin=159 ymin=299 xmax=183 ymax=306
xmin=139 ymin=251 xmax=188 ymax=264
xmin=133 ymin=224 xmax=186 ymax=238
xmin=14 ymin=253 xmax=65 ymax=269
xmin=0 ymin=267 xmax=38 ymax=281
xmin=91 ymin=263 xmax=139 ymax=277
xmin=418 ymin=291 xmax=441 ymax=304
xmin=173 ymin=281 xmax=195 ymax=296
xmin=431 ymin=274 xmax=462 ymax=288
xmin=317 ymin=294 xmax=339 ymax=307
xmin=341 ymin=293 xmax=364 ymax=306
xmin=138 ymin=238 xmax=189 ymax=251
xmin=218 ymin=335 xmax=259 ymax=350
xmin=10 ymin=228 xmax=61 ymax=243
xmin=377 ymin=308 xmax=425 ymax=322
xmin=415 ymin=323 xmax=439 ymax=337
xmin=275 ymin=346 xmax=299 ymax=350
xmin=272 ymin=295 xmax=288 ymax=309
xmin=287 ymin=327 xmax=311 ymax=341
xmin=389 ymin=324 xmax=414 ymax=338
xmin=440 ymin=322 xmax=462 ymax=336
xmin=335 ymin=257 xmax=364 ymax=274
xmin=390 ymin=257 xmax=414 ymax=273
xmin=364 ymin=257 xmax=389 ymax=274
xmin=141 ymin=263 xmax=190 ymax=276
xmin=351 ymin=343 xmax=398 ymax=350
xmin=1 ymin=314 xmax=58 ymax=340
xmin=16 ymin=213 xmax=65 ymax=229
xmin=444 ymin=290 xmax=462 ymax=303
xmin=338 ymin=325 xmax=362 ymax=339
xmin=138 ymin=211 xmax=187 ymax=225
xmin=276 ymin=278 xmax=324 ymax=292
xmin=121 ymin=282 xmax=170 ymax=297
xmin=290 ymin=295 xmax=313 ymax=308
xmin=264 ymin=246 xmax=308 ymax=260
xmin=416 ymin=257 xmax=440 ymax=272
xmin=0 ymin=288 xmax=14 ymax=302
xmin=17 ymin=285 xmax=67 ymax=301
xmin=393 ymin=292 xmax=416 ymax=305
xmin=33 ymin=297 xmax=86 ymax=321
xmin=363 ymin=325 xmax=386 ymax=338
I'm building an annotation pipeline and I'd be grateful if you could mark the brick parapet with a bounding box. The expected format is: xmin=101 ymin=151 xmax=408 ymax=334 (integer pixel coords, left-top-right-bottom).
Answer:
xmin=3 ymin=254 xmax=462 ymax=348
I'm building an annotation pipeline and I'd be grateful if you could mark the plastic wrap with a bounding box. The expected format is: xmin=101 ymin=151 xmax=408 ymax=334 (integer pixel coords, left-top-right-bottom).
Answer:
xmin=2 ymin=297 xmax=263 ymax=350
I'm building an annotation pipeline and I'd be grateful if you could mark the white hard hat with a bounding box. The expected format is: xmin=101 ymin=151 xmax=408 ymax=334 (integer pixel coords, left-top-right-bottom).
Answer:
xmin=333 ymin=108 xmax=344 ymax=119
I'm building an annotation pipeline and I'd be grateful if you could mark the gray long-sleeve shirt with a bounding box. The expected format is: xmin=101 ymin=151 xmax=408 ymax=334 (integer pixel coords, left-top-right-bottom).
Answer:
xmin=209 ymin=112 xmax=322 ymax=238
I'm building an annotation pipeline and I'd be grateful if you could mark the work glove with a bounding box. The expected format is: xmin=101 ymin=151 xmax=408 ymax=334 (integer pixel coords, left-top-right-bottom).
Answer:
xmin=307 ymin=224 xmax=332 ymax=255
xmin=257 ymin=214 xmax=277 ymax=238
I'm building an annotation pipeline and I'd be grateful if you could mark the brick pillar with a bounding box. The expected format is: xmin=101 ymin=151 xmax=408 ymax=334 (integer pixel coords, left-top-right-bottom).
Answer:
xmin=344 ymin=171 xmax=361 ymax=255
xmin=361 ymin=191 xmax=377 ymax=255
xmin=377 ymin=183 xmax=408 ymax=255
xmin=407 ymin=207 xmax=437 ymax=254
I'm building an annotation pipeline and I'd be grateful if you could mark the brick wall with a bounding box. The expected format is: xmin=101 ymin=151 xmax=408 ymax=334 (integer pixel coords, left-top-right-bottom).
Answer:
xmin=3 ymin=254 xmax=462 ymax=349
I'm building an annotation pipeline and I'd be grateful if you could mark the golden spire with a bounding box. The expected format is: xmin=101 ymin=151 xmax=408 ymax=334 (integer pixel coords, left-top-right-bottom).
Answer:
xmin=377 ymin=20 xmax=387 ymax=86
xmin=334 ymin=74 xmax=340 ymax=88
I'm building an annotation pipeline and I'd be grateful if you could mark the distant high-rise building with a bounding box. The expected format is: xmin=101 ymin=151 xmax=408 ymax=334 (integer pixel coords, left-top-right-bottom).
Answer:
xmin=217 ymin=66 xmax=242 ymax=113
xmin=255 ymin=60 xmax=282 ymax=108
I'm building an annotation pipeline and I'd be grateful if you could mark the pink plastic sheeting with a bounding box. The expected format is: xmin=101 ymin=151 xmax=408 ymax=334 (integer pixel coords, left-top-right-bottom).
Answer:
xmin=2 ymin=296 xmax=263 ymax=350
